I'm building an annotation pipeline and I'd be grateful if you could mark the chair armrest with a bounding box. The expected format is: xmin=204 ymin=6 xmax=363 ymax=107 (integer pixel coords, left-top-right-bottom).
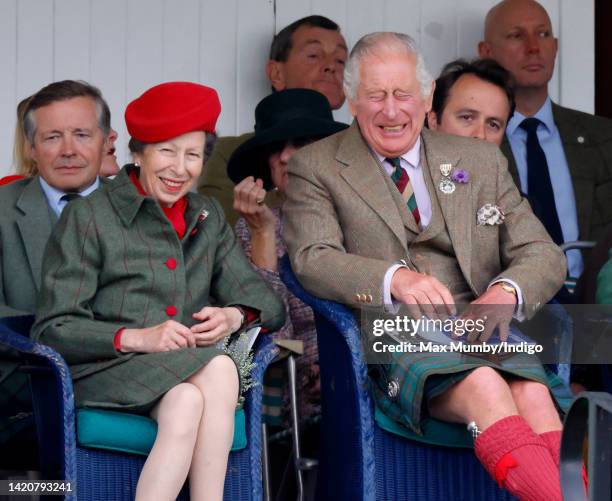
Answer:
xmin=0 ymin=316 xmax=76 ymax=483
xmin=279 ymin=256 xmax=369 ymax=387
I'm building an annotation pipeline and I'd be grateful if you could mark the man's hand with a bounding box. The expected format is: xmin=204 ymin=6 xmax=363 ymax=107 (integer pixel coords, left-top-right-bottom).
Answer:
xmin=233 ymin=176 xmax=276 ymax=234
xmin=190 ymin=306 xmax=243 ymax=346
xmin=461 ymin=283 xmax=517 ymax=342
xmin=390 ymin=267 xmax=456 ymax=318
xmin=120 ymin=320 xmax=196 ymax=353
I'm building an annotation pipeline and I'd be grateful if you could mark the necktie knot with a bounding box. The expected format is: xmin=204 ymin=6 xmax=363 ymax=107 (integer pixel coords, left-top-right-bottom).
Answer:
xmin=61 ymin=193 xmax=81 ymax=203
xmin=519 ymin=117 xmax=542 ymax=135
xmin=386 ymin=157 xmax=403 ymax=182
xmin=386 ymin=157 xmax=402 ymax=169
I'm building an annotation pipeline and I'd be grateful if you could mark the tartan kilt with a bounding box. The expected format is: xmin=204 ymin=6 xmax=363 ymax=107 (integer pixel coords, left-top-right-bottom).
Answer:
xmin=370 ymin=350 xmax=573 ymax=435
xmin=72 ymin=346 xmax=229 ymax=414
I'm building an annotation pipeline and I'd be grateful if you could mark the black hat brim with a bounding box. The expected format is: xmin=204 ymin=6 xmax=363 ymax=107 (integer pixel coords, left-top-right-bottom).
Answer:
xmin=227 ymin=117 xmax=347 ymax=190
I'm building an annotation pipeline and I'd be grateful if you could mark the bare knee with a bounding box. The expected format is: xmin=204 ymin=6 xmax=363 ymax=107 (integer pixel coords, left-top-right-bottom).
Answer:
xmin=510 ymin=379 xmax=553 ymax=407
xmin=428 ymin=367 xmax=517 ymax=427
xmin=463 ymin=366 xmax=512 ymax=399
xmin=154 ymin=382 xmax=204 ymax=438
xmin=189 ymin=355 xmax=239 ymax=405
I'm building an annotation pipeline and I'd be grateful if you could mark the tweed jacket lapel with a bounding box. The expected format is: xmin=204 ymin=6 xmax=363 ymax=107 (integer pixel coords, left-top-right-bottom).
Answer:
xmin=337 ymin=122 xmax=408 ymax=247
xmin=15 ymin=177 xmax=53 ymax=289
xmin=421 ymin=130 xmax=473 ymax=283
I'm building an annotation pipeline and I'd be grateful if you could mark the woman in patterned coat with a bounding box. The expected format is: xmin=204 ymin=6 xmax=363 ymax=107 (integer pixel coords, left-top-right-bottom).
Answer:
xmin=32 ymin=82 xmax=285 ymax=501
xmin=228 ymin=89 xmax=347 ymax=424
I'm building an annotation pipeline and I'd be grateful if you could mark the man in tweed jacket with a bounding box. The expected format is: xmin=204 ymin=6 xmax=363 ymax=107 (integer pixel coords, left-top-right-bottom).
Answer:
xmin=284 ymin=32 xmax=567 ymax=499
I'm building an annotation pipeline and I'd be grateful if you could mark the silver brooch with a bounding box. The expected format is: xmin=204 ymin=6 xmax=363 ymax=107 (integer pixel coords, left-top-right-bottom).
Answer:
xmin=387 ymin=378 xmax=400 ymax=399
xmin=467 ymin=421 xmax=482 ymax=440
xmin=439 ymin=163 xmax=453 ymax=177
xmin=439 ymin=178 xmax=456 ymax=194
xmin=439 ymin=163 xmax=456 ymax=194
xmin=477 ymin=203 xmax=505 ymax=226
xmin=198 ymin=209 xmax=209 ymax=222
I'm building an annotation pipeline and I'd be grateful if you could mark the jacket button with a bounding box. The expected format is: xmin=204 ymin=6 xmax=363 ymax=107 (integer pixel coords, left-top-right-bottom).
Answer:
xmin=166 ymin=305 xmax=177 ymax=317
xmin=165 ymin=258 xmax=177 ymax=270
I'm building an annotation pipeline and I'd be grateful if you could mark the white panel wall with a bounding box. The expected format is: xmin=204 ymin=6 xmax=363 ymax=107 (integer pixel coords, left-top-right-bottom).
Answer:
xmin=0 ymin=0 xmax=595 ymax=177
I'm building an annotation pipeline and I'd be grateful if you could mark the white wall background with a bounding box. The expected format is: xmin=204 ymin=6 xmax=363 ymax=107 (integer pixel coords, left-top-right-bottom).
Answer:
xmin=0 ymin=0 xmax=594 ymax=177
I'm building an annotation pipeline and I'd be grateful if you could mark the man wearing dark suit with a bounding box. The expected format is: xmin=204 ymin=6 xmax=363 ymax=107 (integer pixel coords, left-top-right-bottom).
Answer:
xmin=197 ymin=15 xmax=348 ymax=226
xmin=0 ymin=80 xmax=112 ymax=459
xmin=479 ymin=0 xmax=612 ymax=280
xmin=284 ymin=32 xmax=567 ymax=499
xmin=0 ymin=80 xmax=112 ymax=317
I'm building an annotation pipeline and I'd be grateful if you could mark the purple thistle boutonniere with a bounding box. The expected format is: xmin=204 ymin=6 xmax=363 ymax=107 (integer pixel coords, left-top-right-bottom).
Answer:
xmin=451 ymin=169 xmax=470 ymax=184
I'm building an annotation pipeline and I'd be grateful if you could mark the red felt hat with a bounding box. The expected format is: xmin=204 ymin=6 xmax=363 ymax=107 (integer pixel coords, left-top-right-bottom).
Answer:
xmin=125 ymin=82 xmax=221 ymax=143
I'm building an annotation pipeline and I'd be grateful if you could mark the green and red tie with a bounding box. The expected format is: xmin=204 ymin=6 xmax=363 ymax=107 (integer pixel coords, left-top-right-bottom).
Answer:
xmin=387 ymin=157 xmax=420 ymax=225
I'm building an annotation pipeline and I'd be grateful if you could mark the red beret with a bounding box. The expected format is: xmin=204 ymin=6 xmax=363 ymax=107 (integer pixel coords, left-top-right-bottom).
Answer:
xmin=125 ymin=82 xmax=221 ymax=143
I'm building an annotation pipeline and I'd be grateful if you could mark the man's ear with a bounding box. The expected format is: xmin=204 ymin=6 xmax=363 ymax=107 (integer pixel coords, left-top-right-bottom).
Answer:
xmin=427 ymin=111 xmax=439 ymax=130
xmin=478 ymin=40 xmax=491 ymax=58
xmin=266 ymin=60 xmax=287 ymax=91
xmin=105 ymin=128 xmax=118 ymax=154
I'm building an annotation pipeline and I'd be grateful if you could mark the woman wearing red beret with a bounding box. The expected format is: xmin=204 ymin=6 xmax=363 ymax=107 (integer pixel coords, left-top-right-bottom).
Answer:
xmin=32 ymin=82 xmax=285 ymax=501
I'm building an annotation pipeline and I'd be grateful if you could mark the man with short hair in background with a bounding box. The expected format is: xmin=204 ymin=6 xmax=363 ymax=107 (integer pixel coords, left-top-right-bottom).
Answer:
xmin=427 ymin=58 xmax=515 ymax=147
xmin=0 ymin=80 xmax=112 ymax=317
xmin=198 ymin=15 xmax=348 ymax=226
xmin=479 ymin=0 xmax=612 ymax=282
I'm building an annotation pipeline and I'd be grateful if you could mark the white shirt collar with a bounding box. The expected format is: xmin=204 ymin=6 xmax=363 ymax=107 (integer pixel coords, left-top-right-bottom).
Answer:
xmin=507 ymin=96 xmax=554 ymax=137
xmin=375 ymin=136 xmax=422 ymax=168
xmin=39 ymin=175 xmax=100 ymax=214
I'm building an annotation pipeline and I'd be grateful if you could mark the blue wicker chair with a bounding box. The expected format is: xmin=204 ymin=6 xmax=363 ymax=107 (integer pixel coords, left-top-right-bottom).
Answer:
xmin=279 ymin=256 xmax=514 ymax=501
xmin=0 ymin=315 xmax=278 ymax=501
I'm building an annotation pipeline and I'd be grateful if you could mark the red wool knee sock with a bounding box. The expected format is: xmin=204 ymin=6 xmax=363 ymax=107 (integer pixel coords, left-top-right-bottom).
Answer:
xmin=539 ymin=430 xmax=562 ymax=467
xmin=474 ymin=415 xmax=562 ymax=501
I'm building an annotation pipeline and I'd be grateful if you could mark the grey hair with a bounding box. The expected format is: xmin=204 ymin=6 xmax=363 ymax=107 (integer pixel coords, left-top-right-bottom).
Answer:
xmin=343 ymin=32 xmax=434 ymax=101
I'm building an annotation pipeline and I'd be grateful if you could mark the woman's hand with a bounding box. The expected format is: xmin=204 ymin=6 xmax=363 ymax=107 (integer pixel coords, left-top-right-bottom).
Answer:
xmin=190 ymin=306 xmax=243 ymax=346
xmin=233 ymin=176 xmax=279 ymax=271
xmin=233 ymin=176 xmax=276 ymax=234
xmin=120 ymin=321 xmax=196 ymax=353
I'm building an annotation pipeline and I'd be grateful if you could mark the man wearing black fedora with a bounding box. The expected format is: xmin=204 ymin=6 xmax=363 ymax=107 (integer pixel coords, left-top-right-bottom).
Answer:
xmin=198 ymin=15 xmax=348 ymax=226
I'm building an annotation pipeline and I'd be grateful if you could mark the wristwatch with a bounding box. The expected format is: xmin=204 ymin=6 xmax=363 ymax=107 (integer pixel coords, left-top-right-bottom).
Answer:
xmin=498 ymin=281 xmax=518 ymax=298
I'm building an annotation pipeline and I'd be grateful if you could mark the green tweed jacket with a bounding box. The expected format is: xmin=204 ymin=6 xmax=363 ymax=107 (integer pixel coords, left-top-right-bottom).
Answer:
xmin=32 ymin=166 xmax=285 ymax=388
xmin=501 ymin=102 xmax=612 ymax=243
xmin=0 ymin=177 xmax=55 ymax=318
